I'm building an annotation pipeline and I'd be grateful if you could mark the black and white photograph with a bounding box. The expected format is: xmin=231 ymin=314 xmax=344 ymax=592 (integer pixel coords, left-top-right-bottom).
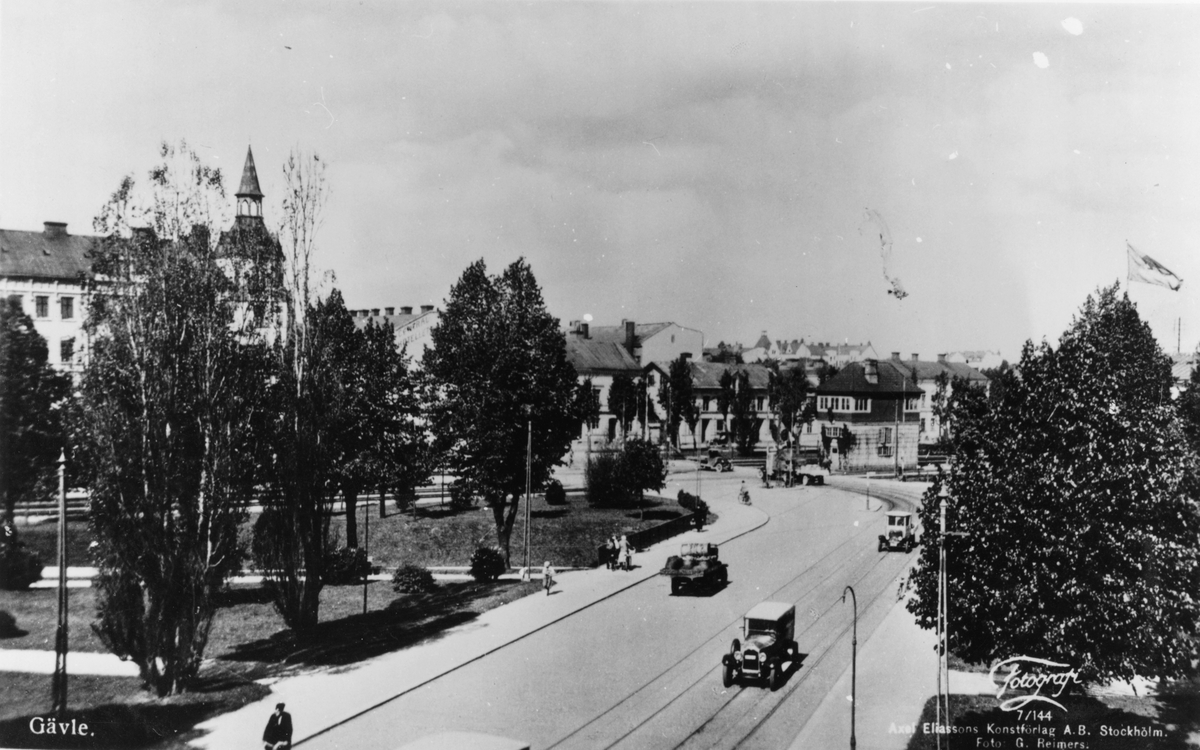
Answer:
xmin=1 ymin=2 xmax=1199 ymax=749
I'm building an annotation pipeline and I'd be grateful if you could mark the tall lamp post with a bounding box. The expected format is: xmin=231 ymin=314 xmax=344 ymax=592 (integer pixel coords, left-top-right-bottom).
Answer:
xmin=52 ymin=450 xmax=68 ymax=716
xmin=936 ymin=483 xmax=969 ymax=746
xmin=523 ymin=404 xmax=533 ymax=578
xmin=841 ymin=585 xmax=858 ymax=750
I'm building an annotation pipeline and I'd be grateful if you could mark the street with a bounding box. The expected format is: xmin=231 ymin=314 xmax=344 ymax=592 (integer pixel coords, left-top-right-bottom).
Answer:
xmin=303 ymin=474 xmax=921 ymax=750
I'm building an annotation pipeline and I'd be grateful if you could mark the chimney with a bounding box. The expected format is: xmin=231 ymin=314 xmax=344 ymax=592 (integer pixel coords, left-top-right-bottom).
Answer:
xmin=624 ymin=320 xmax=636 ymax=355
xmin=864 ymin=359 xmax=879 ymax=384
xmin=420 ymin=305 xmax=434 ymax=313
xmin=43 ymin=221 xmax=67 ymax=239
xmin=911 ymin=353 xmax=919 ymax=363
xmin=385 ymin=307 xmax=395 ymax=316
xmin=891 ymin=351 xmax=901 ymax=361
xmin=371 ymin=308 xmax=380 ymax=316
xmin=401 ymin=306 xmax=413 ymax=315
xmin=937 ymin=353 xmax=947 ymax=364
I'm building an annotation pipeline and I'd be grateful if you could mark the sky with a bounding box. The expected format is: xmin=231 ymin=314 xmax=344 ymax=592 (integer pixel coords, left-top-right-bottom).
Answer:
xmin=3 ymin=1 xmax=1199 ymax=362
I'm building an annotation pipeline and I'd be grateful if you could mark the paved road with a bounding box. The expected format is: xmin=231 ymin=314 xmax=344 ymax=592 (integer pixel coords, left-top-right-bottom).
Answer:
xmin=303 ymin=475 xmax=921 ymax=750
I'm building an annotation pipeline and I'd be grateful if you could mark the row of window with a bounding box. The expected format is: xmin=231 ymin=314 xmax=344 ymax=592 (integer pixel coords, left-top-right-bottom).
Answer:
xmin=7 ymin=294 xmax=76 ymax=320
xmin=817 ymin=395 xmax=924 ymax=413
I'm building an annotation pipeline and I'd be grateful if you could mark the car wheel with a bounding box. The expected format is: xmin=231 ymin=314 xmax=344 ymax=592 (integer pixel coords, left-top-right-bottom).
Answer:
xmin=878 ymin=540 xmax=886 ymax=552
xmin=722 ymin=662 xmax=736 ymax=688
xmin=771 ymin=662 xmax=784 ymax=690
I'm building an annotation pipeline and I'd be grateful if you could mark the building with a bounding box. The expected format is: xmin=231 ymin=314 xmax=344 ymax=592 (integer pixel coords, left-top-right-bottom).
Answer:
xmin=584 ymin=320 xmax=704 ymax=366
xmin=741 ymin=334 xmax=877 ymax=366
xmin=217 ymin=146 xmax=287 ymax=344
xmin=946 ymin=350 xmax=1005 ymax=370
xmin=886 ymin=352 xmax=990 ymax=448
xmin=563 ymin=321 xmax=645 ymax=454
xmin=644 ymin=360 xmax=775 ymax=450
xmin=814 ymin=358 xmax=924 ymax=472
xmin=352 ymin=305 xmax=439 ymax=364
xmin=0 ymin=221 xmax=95 ymax=373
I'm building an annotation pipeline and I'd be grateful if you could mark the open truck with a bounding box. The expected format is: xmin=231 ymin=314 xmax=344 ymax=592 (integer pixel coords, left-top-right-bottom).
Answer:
xmin=660 ymin=542 xmax=728 ymax=595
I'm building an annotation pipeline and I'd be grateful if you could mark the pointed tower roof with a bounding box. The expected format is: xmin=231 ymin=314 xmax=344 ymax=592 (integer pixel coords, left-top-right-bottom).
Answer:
xmin=236 ymin=146 xmax=264 ymax=199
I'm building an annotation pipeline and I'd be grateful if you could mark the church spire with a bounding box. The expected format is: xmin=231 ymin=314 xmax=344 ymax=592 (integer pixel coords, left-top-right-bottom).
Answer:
xmin=235 ymin=146 xmax=264 ymax=219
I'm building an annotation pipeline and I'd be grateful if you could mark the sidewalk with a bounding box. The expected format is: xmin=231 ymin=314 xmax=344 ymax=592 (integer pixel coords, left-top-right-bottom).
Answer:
xmin=191 ymin=475 xmax=767 ymax=749
xmin=788 ymin=581 xmax=997 ymax=750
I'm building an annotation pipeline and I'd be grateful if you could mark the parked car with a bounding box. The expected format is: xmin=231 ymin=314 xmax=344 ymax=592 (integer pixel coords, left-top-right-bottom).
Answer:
xmin=700 ymin=456 xmax=733 ymax=472
xmin=878 ymin=510 xmax=917 ymax=552
xmin=721 ymin=601 xmax=798 ymax=690
xmin=794 ymin=463 xmax=829 ymax=486
xmin=660 ymin=543 xmax=728 ymax=595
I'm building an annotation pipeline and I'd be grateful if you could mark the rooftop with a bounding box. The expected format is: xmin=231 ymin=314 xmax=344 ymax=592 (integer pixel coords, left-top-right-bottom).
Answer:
xmin=564 ymin=336 xmax=642 ymax=375
xmin=0 ymin=223 xmax=95 ymax=280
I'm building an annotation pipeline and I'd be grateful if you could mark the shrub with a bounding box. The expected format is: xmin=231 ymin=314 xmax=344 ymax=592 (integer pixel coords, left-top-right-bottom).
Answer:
xmin=448 ymin=481 xmax=474 ymax=510
xmin=544 ymin=479 xmax=567 ymax=506
xmin=323 ymin=547 xmax=370 ymax=586
xmin=0 ymin=610 xmax=18 ymax=637
xmin=0 ymin=528 xmax=43 ymax=591
xmin=392 ymin=563 xmax=438 ymax=594
xmin=469 ymin=546 xmax=506 ymax=582
xmin=585 ymin=451 xmax=632 ymax=508
xmin=677 ymin=489 xmax=700 ymax=512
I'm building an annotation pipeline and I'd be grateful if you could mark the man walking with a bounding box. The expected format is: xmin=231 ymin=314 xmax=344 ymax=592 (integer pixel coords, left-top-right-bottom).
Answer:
xmin=263 ymin=702 xmax=293 ymax=750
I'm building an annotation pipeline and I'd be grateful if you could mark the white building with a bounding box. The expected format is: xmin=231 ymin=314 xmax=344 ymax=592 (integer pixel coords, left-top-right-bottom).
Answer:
xmin=0 ymin=221 xmax=94 ymax=373
xmin=353 ymin=305 xmax=440 ymax=364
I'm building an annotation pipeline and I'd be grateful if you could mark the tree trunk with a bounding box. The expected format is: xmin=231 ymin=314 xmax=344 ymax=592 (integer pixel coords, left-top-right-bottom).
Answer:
xmin=379 ymin=484 xmax=387 ymax=518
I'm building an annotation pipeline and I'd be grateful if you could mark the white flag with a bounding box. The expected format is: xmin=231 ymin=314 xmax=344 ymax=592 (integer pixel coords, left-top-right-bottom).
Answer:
xmin=1127 ymin=243 xmax=1182 ymax=290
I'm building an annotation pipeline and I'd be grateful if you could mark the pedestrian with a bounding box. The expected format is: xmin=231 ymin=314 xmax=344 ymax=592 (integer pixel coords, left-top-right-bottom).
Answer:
xmin=610 ymin=534 xmax=620 ymax=570
xmin=619 ymin=534 xmax=632 ymax=571
xmin=542 ymin=560 xmax=556 ymax=595
xmin=603 ymin=536 xmax=616 ymax=570
xmin=262 ymin=702 xmax=293 ymax=750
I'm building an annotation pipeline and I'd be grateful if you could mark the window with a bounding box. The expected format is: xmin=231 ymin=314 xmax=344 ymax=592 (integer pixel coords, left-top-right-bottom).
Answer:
xmin=60 ymin=296 xmax=74 ymax=320
xmin=702 ymin=397 xmax=711 ymax=411
xmin=877 ymin=444 xmax=893 ymax=458
xmin=878 ymin=426 xmax=892 ymax=445
xmin=756 ymin=397 xmax=764 ymax=411
xmin=60 ymin=337 xmax=74 ymax=363
xmin=905 ymin=396 xmax=920 ymax=411
xmin=823 ymin=425 xmax=843 ymax=439
xmin=36 ymin=296 xmax=49 ymax=318
xmin=818 ymin=396 xmax=868 ymax=413
xmin=920 ymin=418 xmax=926 ymax=434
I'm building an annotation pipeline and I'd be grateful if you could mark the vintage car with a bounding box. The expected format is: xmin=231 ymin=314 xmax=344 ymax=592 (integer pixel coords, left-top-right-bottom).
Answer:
xmin=878 ymin=510 xmax=917 ymax=552
xmin=660 ymin=543 xmax=728 ymax=595
xmin=721 ymin=601 xmax=798 ymax=690
xmin=794 ymin=463 xmax=829 ymax=485
xmin=767 ymin=450 xmax=829 ymax=485
xmin=700 ymin=456 xmax=733 ymax=472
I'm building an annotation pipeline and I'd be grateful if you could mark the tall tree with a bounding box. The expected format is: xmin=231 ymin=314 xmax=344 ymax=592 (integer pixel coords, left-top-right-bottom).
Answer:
xmin=730 ymin=370 xmax=758 ymax=454
xmin=575 ymin=377 xmax=601 ymax=452
xmin=0 ymin=298 xmax=70 ymax=523
xmin=424 ymin=258 xmax=581 ymax=564
xmin=607 ymin=373 xmax=638 ymax=441
xmin=79 ymin=141 xmax=268 ymax=695
xmin=657 ymin=357 xmax=696 ymax=450
xmin=635 ymin=374 xmax=659 ymax=440
xmin=907 ymin=284 xmax=1200 ymax=684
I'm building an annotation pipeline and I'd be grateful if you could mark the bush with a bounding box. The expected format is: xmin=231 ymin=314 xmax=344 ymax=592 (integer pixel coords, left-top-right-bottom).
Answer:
xmin=544 ymin=479 xmax=567 ymax=506
xmin=0 ymin=610 xmax=18 ymax=637
xmin=677 ymin=489 xmax=700 ymax=512
xmin=392 ymin=563 xmax=438 ymax=594
xmin=585 ymin=451 xmax=632 ymax=508
xmin=469 ymin=546 xmax=506 ymax=582
xmin=323 ymin=547 xmax=370 ymax=586
xmin=0 ymin=527 xmax=43 ymax=591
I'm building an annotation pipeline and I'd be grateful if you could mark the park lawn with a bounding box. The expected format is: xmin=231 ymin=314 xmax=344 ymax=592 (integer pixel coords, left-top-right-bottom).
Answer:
xmin=326 ymin=491 xmax=684 ymax=569
xmin=905 ymin=687 xmax=1200 ymax=750
xmin=13 ymin=520 xmax=95 ymax=569
xmin=0 ymin=579 xmax=540 ymax=748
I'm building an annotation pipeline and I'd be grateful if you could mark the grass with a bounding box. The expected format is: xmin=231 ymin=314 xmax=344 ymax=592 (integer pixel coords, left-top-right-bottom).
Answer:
xmin=0 ymin=672 xmax=269 ymax=749
xmin=329 ymin=491 xmax=683 ymax=569
xmin=905 ymin=686 xmax=1200 ymax=750
xmin=0 ymin=579 xmax=539 ymax=748
xmin=12 ymin=520 xmax=95 ymax=569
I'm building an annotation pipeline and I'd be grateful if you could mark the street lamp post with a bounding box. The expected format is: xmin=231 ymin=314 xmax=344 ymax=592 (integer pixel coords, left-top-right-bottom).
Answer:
xmin=842 ymin=585 xmax=858 ymax=750
xmin=52 ymin=451 xmax=68 ymax=716
xmin=523 ymin=405 xmax=533 ymax=578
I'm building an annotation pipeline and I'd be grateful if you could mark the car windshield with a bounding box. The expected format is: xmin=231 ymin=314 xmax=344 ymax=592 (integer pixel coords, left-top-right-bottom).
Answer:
xmin=746 ymin=619 xmax=778 ymax=637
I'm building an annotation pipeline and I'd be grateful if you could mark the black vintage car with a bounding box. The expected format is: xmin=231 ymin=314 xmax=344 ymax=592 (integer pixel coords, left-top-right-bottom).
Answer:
xmin=722 ymin=602 xmax=798 ymax=691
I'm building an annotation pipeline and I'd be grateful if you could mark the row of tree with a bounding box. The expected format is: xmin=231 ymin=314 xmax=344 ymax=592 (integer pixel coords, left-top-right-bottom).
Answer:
xmin=907 ymin=284 xmax=1200 ymax=686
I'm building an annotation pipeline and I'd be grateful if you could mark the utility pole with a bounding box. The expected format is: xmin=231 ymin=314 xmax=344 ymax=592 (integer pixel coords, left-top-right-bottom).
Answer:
xmin=523 ymin=405 xmax=533 ymax=579
xmin=52 ymin=451 xmax=68 ymax=716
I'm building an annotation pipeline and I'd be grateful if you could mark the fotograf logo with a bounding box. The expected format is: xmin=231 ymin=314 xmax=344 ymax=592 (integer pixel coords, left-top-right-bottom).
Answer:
xmin=988 ymin=656 xmax=1084 ymax=712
